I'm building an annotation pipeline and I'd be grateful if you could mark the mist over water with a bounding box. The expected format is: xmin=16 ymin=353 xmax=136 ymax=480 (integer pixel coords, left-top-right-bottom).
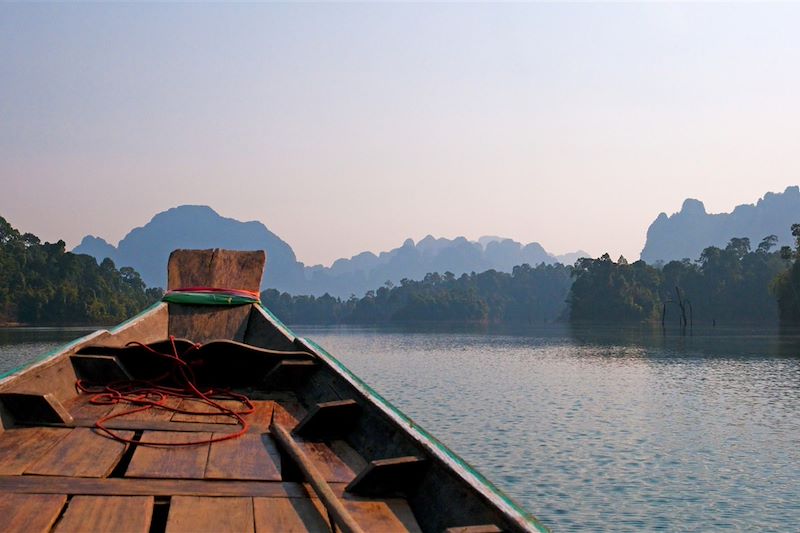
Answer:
xmin=2 ymin=324 xmax=799 ymax=531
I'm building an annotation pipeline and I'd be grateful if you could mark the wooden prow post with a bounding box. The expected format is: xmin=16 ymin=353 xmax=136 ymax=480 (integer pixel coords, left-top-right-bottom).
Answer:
xmin=166 ymin=249 xmax=267 ymax=343
xmin=167 ymin=249 xmax=266 ymax=292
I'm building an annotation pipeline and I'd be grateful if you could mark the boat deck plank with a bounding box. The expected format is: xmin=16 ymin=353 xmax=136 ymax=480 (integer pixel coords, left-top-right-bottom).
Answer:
xmin=205 ymin=432 xmax=281 ymax=481
xmin=0 ymin=475 xmax=308 ymax=498
xmin=53 ymin=495 xmax=153 ymax=533
xmin=329 ymin=485 xmax=424 ymax=533
xmin=126 ymin=431 xmax=211 ymax=479
xmin=64 ymin=395 xmax=115 ymax=420
xmin=171 ymin=399 xmax=244 ymax=424
xmin=0 ymin=427 xmax=71 ymax=475
xmin=245 ymin=400 xmax=274 ymax=432
xmin=340 ymin=499 xmax=423 ymax=533
xmin=253 ymin=497 xmax=330 ymax=532
xmin=25 ymin=427 xmax=133 ymax=478
xmin=296 ymin=439 xmax=359 ymax=483
xmin=165 ymin=496 xmax=254 ymax=533
xmin=108 ymin=396 xmax=182 ymax=421
xmin=70 ymin=417 xmax=241 ymax=434
xmin=0 ymin=493 xmax=67 ymax=533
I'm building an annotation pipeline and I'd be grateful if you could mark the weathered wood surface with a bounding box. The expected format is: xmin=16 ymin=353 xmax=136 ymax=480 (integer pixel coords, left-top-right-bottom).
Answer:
xmin=105 ymin=302 xmax=168 ymax=346
xmin=346 ymin=456 xmax=427 ymax=497
xmin=205 ymin=433 xmax=281 ymax=481
xmin=346 ymin=456 xmax=425 ymax=496
xmin=272 ymin=423 xmax=365 ymax=533
xmin=70 ymin=418 xmax=242 ymax=434
xmin=243 ymin=305 xmax=299 ymax=352
xmin=108 ymin=396 xmax=182 ymax=421
xmin=272 ymin=400 xmax=307 ymax=430
xmin=126 ymin=431 xmax=211 ymax=479
xmin=311 ymin=498 xmax=422 ymax=533
xmin=246 ymin=399 xmax=274 ymax=432
xmin=0 ymin=427 xmax=70 ymax=475
xmin=294 ymin=399 xmax=360 ymax=440
xmin=64 ymin=394 xmax=115 ymax=420
xmin=26 ymin=428 xmax=133 ymax=478
xmin=297 ymin=440 xmax=360 ymax=483
xmin=0 ymin=493 xmax=66 ymax=533
xmin=166 ymin=496 xmax=255 ymax=533
xmin=253 ymin=497 xmax=330 ymax=533
xmin=167 ymin=249 xmax=265 ymax=293
xmin=262 ymin=359 xmax=318 ymax=390
xmin=329 ymin=485 xmax=424 ymax=533
xmin=54 ymin=496 xmax=153 ymax=533
xmin=67 ymin=397 xmax=272 ymax=433
xmin=168 ymin=304 xmax=251 ymax=343
xmin=0 ymin=475 xmax=310 ymax=497
xmin=171 ymin=398 xmax=246 ymax=424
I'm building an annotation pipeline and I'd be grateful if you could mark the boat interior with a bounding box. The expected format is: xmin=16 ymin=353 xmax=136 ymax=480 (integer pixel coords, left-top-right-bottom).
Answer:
xmin=0 ymin=250 xmax=540 ymax=533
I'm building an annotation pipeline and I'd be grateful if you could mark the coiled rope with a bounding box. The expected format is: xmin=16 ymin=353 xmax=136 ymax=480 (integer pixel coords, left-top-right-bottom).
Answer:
xmin=76 ymin=335 xmax=254 ymax=447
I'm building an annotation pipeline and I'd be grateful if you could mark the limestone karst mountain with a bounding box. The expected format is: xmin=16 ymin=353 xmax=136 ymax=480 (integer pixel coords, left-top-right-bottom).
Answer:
xmin=640 ymin=186 xmax=800 ymax=264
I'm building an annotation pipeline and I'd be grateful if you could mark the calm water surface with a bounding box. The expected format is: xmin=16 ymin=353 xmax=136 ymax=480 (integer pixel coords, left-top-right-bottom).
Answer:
xmin=2 ymin=324 xmax=799 ymax=531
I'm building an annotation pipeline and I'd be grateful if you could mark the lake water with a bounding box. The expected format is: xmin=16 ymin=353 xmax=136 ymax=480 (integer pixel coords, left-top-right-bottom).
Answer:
xmin=2 ymin=324 xmax=799 ymax=531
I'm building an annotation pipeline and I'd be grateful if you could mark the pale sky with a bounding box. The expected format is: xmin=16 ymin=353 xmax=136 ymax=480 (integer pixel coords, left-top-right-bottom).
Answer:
xmin=2 ymin=3 xmax=799 ymax=266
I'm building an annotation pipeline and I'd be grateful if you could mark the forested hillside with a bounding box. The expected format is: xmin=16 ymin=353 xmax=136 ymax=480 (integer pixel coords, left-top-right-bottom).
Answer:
xmin=570 ymin=235 xmax=788 ymax=324
xmin=262 ymin=263 xmax=573 ymax=324
xmin=0 ymin=216 xmax=161 ymax=325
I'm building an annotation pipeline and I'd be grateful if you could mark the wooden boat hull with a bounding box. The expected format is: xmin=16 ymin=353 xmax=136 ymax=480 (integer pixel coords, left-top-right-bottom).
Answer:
xmin=0 ymin=249 xmax=546 ymax=533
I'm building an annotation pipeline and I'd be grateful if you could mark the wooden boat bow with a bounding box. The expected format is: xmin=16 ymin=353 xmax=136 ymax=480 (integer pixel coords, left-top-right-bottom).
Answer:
xmin=0 ymin=248 xmax=548 ymax=533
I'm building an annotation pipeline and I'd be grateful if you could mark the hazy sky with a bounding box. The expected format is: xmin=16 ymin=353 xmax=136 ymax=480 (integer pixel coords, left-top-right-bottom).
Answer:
xmin=2 ymin=3 xmax=799 ymax=266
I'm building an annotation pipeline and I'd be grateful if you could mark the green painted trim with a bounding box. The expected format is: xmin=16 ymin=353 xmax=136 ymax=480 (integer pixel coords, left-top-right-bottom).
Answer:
xmin=301 ymin=337 xmax=548 ymax=532
xmin=162 ymin=292 xmax=258 ymax=306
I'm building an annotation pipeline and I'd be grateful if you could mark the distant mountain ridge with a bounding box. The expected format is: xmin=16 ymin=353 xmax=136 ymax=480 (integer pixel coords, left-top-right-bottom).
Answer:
xmin=304 ymin=235 xmax=587 ymax=297
xmin=74 ymin=206 xmax=307 ymax=294
xmin=641 ymin=186 xmax=800 ymax=264
xmin=73 ymin=205 xmax=587 ymax=297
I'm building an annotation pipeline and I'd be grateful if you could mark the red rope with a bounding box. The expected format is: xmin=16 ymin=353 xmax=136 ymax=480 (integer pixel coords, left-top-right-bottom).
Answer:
xmin=76 ymin=336 xmax=254 ymax=447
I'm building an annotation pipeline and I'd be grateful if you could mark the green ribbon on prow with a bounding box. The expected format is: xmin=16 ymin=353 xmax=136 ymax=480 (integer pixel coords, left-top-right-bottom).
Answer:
xmin=162 ymin=291 xmax=260 ymax=306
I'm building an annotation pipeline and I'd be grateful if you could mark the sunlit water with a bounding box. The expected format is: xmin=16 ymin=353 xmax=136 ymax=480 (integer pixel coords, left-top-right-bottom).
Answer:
xmin=2 ymin=324 xmax=799 ymax=531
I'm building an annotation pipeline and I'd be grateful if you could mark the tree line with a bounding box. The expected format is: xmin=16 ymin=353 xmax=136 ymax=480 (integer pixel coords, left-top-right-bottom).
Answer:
xmin=569 ymin=235 xmax=789 ymax=324
xmin=0 ymin=215 xmax=162 ymax=325
xmin=264 ymin=227 xmax=800 ymax=326
xmin=262 ymin=263 xmax=574 ymax=324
